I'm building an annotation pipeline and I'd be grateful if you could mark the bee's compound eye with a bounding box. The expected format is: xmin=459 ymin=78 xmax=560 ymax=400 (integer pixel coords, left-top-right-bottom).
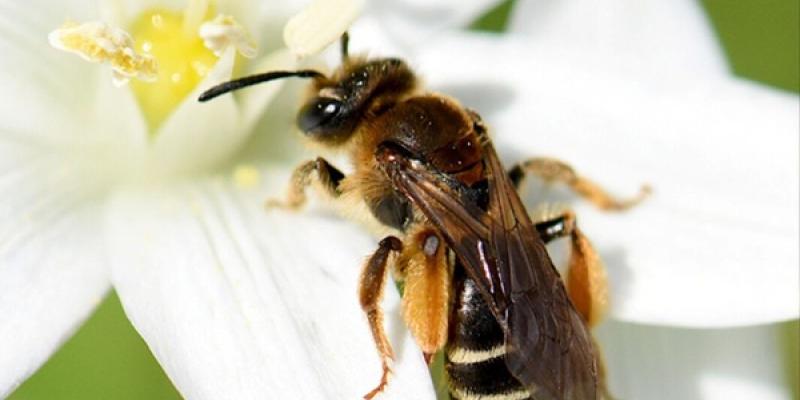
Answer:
xmin=297 ymin=97 xmax=342 ymax=133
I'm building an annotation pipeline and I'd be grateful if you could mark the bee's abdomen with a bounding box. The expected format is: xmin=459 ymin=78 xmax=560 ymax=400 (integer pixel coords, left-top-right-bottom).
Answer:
xmin=446 ymin=270 xmax=532 ymax=400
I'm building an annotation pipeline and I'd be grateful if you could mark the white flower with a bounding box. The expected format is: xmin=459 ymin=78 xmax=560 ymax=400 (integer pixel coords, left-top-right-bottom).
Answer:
xmin=0 ymin=0 xmax=433 ymax=398
xmin=1 ymin=1 xmax=797 ymax=400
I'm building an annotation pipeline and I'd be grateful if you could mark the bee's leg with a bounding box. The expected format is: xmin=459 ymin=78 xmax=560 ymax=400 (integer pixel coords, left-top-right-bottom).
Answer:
xmin=359 ymin=236 xmax=403 ymax=400
xmin=265 ymin=157 xmax=344 ymax=209
xmin=394 ymin=225 xmax=450 ymax=365
xmin=533 ymin=209 xmax=607 ymax=327
xmin=508 ymin=157 xmax=650 ymax=211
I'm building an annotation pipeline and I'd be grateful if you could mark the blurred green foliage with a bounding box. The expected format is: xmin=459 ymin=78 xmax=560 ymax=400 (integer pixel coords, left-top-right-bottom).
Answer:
xmin=702 ymin=0 xmax=799 ymax=92
xmin=783 ymin=321 xmax=800 ymax=399
xmin=10 ymin=1 xmax=799 ymax=399
xmin=470 ymin=0 xmax=516 ymax=32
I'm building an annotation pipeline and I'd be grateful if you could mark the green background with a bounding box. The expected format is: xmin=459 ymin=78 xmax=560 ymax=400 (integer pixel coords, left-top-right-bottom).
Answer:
xmin=10 ymin=1 xmax=799 ymax=399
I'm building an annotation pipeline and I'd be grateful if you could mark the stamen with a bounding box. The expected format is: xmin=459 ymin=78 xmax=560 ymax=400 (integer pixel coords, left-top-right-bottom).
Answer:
xmin=49 ymin=21 xmax=158 ymax=86
xmin=284 ymin=0 xmax=363 ymax=58
xmin=199 ymin=14 xmax=257 ymax=58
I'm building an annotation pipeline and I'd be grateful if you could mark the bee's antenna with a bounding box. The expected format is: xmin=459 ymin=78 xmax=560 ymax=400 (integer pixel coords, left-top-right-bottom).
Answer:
xmin=198 ymin=69 xmax=325 ymax=102
xmin=341 ymin=31 xmax=350 ymax=61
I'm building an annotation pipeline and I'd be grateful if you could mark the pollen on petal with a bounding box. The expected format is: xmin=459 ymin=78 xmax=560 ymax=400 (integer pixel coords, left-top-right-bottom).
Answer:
xmin=233 ymin=165 xmax=261 ymax=189
xmin=199 ymin=14 xmax=257 ymax=58
xmin=49 ymin=21 xmax=158 ymax=86
xmin=283 ymin=0 xmax=363 ymax=58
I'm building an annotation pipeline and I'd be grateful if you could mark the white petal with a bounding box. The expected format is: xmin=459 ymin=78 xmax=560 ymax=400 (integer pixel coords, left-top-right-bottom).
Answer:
xmin=508 ymin=0 xmax=728 ymax=78
xmin=107 ymin=168 xmax=435 ymax=399
xmin=0 ymin=212 xmax=109 ymax=397
xmin=417 ymin=33 xmax=799 ymax=327
xmin=233 ymin=0 xmax=306 ymax=59
xmin=148 ymin=48 xmax=240 ymax=177
xmin=0 ymin=0 xmax=149 ymax=168
xmin=331 ymin=0 xmax=504 ymax=64
xmin=99 ymin=0 xmax=185 ymax=26
xmin=344 ymin=15 xmax=413 ymax=61
xmin=0 ymin=0 xmax=103 ymax=146
xmin=0 ymin=7 xmax=133 ymax=393
xmin=230 ymin=77 xmax=311 ymax=167
xmin=0 ymin=143 xmax=110 ymax=396
xmin=91 ymin=68 xmax=150 ymax=168
xmin=596 ymin=320 xmax=797 ymax=400
xmin=237 ymin=48 xmax=297 ymax=132
xmin=359 ymin=0 xmax=502 ymax=51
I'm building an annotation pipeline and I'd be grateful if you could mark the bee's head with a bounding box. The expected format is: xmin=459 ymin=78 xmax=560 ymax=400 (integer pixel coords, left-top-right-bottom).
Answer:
xmin=198 ymin=33 xmax=416 ymax=146
xmin=297 ymin=57 xmax=415 ymax=144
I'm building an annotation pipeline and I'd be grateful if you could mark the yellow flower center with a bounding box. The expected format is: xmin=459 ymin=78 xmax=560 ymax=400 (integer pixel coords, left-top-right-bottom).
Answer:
xmin=49 ymin=0 xmax=256 ymax=134
xmin=129 ymin=8 xmax=218 ymax=132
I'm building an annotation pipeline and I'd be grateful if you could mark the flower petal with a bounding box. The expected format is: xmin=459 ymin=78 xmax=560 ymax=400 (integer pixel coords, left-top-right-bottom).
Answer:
xmin=0 ymin=0 xmax=103 ymax=146
xmin=107 ymin=168 xmax=435 ymax=399
xmin=1 ymin=0 xmax=149 ymax=165
xmin=508 ymin=0 xmax=728 ymax=78
xmin=149 ymin=47 xmax=240 ymax=177
xmin=0 ymin=142 xmax=110 ymax=396
xmin=357 ymin=0 xmax=502 ymax=51
xmin=237 ymin=48 xmax=297 ymax=132
xmin=417 ymin=33 xmax=799 ymax=327
xmin=0 ymin=5 xmax=120 ymax=389
xmin=596 ymin=320 xmax=797 ymax=400
xmin=99 ymin=0 xmax=185 ymax=26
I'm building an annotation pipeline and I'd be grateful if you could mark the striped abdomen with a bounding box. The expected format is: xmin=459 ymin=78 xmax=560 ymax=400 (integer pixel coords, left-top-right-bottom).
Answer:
xmin=445 ymin=267 xmax=531 ymax=400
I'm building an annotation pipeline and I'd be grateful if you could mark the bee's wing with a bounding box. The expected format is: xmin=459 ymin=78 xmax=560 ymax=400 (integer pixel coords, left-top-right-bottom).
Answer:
xmin=378 ymin=143 xmax=599 ymax=400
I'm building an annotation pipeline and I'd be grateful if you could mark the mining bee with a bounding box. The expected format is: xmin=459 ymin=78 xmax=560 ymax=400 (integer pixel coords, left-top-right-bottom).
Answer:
xmin=200 ymin=32 xmax=648 ymax=400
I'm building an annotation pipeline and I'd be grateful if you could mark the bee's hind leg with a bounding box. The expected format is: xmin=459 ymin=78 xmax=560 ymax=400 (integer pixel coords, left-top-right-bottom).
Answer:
xmin=507 ymin=157 xmax=650 ymax=210
xmin=266 ymin=157 xmax=345 ymax=210
xmin=507 ymin=156 xmax=650 ymax=325
xmin=393 ymin=225 xmax=450 ymax=365
xmin=535 ymin=210 xmax=617 ymax=398
xmin=532 ymin=208 xmax=607 ymax=327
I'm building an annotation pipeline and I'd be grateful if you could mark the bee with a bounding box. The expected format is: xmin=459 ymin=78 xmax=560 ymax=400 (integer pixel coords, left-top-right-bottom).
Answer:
xmin=200 ymin=32 xmax=648 ymax=400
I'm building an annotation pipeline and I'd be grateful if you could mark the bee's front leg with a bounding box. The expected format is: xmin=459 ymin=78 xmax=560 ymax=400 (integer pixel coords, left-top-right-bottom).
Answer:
xmin=266 ymin=157 xmax=345 ymax=209
xmin=359 ymin=236 xmax=403 ymax=400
